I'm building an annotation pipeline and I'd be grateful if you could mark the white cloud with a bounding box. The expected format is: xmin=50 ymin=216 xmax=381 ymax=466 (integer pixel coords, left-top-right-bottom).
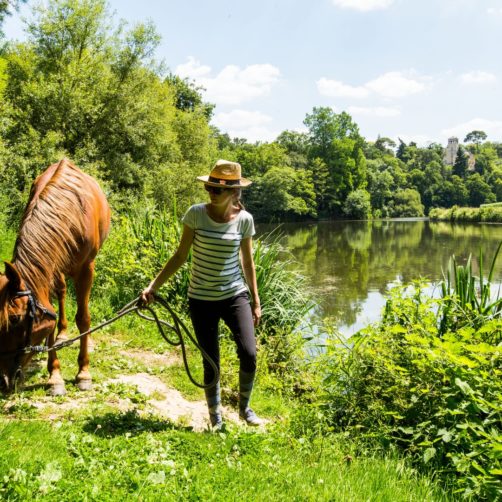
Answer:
xmin=332 ymin=0 xmax=394 ymax=12
xmin=317 ymin=77 xmax=369 ymax=98
xmin=318 ymin=71 xmax=429 ymax=100
xmin=348 ymin=105 xmax=401 ymax=117
xmin=365 ymin=71 xmax=427 ymax=98
xmin=175 ymin=58 xmax=280 ymax=106
xmin=175 ymin=56 xmax=211 ymax=78
xmin=460 ymin=70 xmax=497 ymax=85
xmin=212 ymin=110 xmax=278 ymax=142
xmin=487 ymin=7 xmax=502 ymax=15
xmin=441 ymin=118 xmax=502 ymax=142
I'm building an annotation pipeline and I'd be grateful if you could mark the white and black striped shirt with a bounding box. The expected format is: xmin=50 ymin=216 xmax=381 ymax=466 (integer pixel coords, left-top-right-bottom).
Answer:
xmin=182 ymin=204 xmax=255 ymax=301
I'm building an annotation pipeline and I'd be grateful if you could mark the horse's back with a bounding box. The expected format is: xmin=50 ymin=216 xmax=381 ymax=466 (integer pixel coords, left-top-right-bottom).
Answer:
xmin=22 ymin=159 xmax=111 ymax=276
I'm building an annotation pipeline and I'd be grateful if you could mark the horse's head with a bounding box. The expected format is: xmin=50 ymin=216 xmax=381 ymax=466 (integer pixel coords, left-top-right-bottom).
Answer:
xmin=0 ymin=262 xmax=57 ymax=393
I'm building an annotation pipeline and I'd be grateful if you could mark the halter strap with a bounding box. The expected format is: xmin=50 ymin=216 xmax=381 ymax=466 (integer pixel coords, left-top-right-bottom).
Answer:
xmin=12 ymin=290 xmax=58 ymax=320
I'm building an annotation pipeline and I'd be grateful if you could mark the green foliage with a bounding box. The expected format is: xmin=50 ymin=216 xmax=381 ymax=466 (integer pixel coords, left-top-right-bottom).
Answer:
xmin=252 ymin=231 xmax=313 ymax=334
xmin=252 ymin=165 xmax=317 ymax=220
xmin=389 ymin=188 xmax=424 ymax=217
xmin=439 ymin=243 xmax=502 ymax=336
xmin=0 ymin=0 xmax=214 ymax=219
xmin=430 ymin=205 xmax=502 ymax=223
xmin=343 ymin=189 xmax=371 ymax=219
xmin=464 ymin=130 xmax=487 ymax=145
xmin=93 ymin=205 xmax=188 ymax=313
xmin=466 ymin=173 xmax=496 ymax=207
xmin=319 ymin=282 xmax=502 ymax=500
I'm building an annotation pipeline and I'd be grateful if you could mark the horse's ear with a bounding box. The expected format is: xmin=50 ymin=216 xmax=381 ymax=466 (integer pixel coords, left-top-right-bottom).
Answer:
xmin=4 ymin=262 xmax=21 ymax=292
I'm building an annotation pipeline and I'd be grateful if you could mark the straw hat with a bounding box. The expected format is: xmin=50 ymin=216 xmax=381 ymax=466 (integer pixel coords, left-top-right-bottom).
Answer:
xmin=197 ymin=159 xmax=252 ymax=188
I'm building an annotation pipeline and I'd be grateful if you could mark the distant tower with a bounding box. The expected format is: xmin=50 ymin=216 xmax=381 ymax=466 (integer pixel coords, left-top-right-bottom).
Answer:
xmin=444 ymin=137 xmax=459 ymax=165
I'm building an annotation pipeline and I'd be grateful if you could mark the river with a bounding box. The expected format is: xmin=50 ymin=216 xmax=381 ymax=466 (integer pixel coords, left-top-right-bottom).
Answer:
xmin=257 ymin=219 xmax=502 ymax=336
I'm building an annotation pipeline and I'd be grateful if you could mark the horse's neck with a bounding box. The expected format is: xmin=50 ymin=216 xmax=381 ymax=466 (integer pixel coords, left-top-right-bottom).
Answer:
xmin=12 ymin=257 xmax=52 ymax=304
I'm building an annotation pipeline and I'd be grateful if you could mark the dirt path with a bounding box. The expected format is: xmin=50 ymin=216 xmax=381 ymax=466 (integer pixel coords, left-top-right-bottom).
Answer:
xmin=5 ymin=347 xmax=248 ymax=432
xmin=110 ymin=372 xmax=240 ymax=431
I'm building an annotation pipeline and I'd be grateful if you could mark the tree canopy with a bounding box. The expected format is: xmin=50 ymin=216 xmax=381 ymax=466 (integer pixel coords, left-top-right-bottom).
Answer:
xmin=0 ymin=0 xmax=501 ymax=223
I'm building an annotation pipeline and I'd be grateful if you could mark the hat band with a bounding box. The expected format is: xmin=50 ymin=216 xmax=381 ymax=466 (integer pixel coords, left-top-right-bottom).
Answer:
xmin=208 ymin=176 xmax=241 ymax=186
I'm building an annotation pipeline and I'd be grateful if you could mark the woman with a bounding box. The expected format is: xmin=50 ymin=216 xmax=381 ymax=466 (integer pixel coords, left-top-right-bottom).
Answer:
xmin=141 ymin=160 xmax=262 ymax=428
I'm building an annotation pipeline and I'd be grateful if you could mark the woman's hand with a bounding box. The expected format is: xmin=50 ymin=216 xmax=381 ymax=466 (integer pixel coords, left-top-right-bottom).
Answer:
xmin=140 ymin=287 xmax=156 ymax=306
xmin=252 ymin=303 xmax=261 ymax=327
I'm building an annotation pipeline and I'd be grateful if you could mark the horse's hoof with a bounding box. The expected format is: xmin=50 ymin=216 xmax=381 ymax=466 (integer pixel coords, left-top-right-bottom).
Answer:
xmin=76 ymin=379 xmax=92 ymax=391
xmin=48 ymin=384 xmax=66 ymax=396
xmin=55 ymin=332 xmax=68 ymax=342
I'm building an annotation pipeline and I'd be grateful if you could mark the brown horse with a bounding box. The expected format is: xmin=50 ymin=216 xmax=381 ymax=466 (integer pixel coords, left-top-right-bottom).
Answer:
xmin=0 ymin=159 xmax=111 ymax=395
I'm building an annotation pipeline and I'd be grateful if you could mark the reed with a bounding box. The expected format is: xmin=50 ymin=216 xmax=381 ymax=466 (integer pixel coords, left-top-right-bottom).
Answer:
xmin=439 ymin=241 xmax=502 ymax=337
xmin=253 ymin=231 xmax=313 ymax=334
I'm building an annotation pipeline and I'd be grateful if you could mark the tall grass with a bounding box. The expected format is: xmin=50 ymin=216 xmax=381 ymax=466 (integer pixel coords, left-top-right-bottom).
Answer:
xmin=439 ymin=242 xmax=502 ymax=338
xmin=253 ymin=232 xmax=313 ymax=333
xmin=429 ymin=205 xmax=502 ymax=222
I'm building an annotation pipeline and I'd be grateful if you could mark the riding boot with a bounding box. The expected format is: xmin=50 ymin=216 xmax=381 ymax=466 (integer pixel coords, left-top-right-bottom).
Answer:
xmin=205 ymin=381 xmax=222 ymax=429
xmin=239 ymin=369 xmax=261 ymax=426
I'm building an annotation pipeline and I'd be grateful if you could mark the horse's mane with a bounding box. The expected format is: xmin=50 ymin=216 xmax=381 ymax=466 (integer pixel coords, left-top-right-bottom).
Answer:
xmin=12 ymin=159 xmax=91 ymax=296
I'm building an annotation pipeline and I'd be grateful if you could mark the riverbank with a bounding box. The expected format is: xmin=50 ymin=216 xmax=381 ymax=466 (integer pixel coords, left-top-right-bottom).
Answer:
xmin=429 ymin=205 xmax=502 ymax=222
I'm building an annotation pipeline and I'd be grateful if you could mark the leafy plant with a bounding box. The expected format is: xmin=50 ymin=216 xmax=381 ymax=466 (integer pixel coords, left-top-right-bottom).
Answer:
xmin=319 ymin=282 xmax=502 ymax=500
xmin=439 ymin=242 xmax=502 ymax=337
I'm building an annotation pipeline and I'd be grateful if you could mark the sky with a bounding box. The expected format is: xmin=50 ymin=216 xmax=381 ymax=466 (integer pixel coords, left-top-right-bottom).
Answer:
xmin=3 ymin=0 xmax=502 ymax=146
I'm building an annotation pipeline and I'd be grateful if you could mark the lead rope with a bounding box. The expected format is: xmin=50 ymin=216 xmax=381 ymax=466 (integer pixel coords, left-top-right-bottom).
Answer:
xmin=25 ymin=294 xmax=219 ymax=390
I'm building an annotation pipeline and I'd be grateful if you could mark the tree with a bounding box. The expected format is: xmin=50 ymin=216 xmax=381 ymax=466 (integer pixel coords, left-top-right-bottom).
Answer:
xmin=374 ymin=136 xmax=396 ymax=155
xmin=304 ymin=107 xmax=360 ymax=159
xmin=452 ymin=146 xmax=469 ymax=178
xmin=389 ymin=188 xmax=424 ymax=217
xmin=303 ymin=108 xmax=366 ymax=215
xmin=396 ymin=139 xmax=408 ymax=162
xmin=255 ymin=165 xmax=317 ymax=220
xmin=430 ymin=176 xmax=468 ymax=208
xmin=464 ymin=130 xmax=487 ymax=145
xmin=165 ymin=73 xmax=214 ymax=119
xmin=466 ymin=173 xmax=496 ymax=207
xmin=343 ymin=189 xmax=371 ymax=219
xmin=366 ymin=160 xmax=393 ymax=212
xmin=1 ymin=0 xmax=214 ymax=213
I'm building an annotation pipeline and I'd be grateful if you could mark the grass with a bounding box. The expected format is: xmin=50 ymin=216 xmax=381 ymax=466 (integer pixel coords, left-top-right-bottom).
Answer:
xmin=0 ymin=308 xmax=451 ymax=501
xmin=0 ymin=220 xmax=452 ymax=500
xmin=0 ymin=417 xmax=450 ymax=501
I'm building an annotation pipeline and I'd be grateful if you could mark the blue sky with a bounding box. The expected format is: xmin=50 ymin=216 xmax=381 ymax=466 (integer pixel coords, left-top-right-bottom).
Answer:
xmin=4 ymin=0 xmax=502 ymax=145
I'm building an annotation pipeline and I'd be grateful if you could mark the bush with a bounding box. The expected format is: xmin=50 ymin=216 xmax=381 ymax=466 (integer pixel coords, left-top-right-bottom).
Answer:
xmin=342 ymin=189 xmax=371 ymax=219
xmin=319 ymin=284 xmax=502 ymax=500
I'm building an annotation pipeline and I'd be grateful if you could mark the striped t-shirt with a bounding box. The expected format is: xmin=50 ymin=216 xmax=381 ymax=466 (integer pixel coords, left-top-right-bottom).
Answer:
xmin=182 ymin=203 xmax=255 ymax=301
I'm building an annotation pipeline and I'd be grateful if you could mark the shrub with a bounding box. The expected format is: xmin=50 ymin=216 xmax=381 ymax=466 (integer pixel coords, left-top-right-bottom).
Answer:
xmin=319 ymin=284 xmax=502 ymax=500
xmin=342 ymin=189 xmax=371 ymax=219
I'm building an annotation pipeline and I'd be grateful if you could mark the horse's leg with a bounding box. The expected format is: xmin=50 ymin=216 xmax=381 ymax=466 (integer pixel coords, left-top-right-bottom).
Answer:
xmin=74 ymin=261 xmax=94 ymax=391
xmin=46 ymin=326 xmax=66 ymax=396
xmin=55 ymin=273 xmax=69 ymax=342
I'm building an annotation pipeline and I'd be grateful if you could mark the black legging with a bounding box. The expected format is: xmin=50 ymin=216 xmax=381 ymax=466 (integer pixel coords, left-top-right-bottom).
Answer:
xmin=188 ymin=292 xmax=257 ymax=384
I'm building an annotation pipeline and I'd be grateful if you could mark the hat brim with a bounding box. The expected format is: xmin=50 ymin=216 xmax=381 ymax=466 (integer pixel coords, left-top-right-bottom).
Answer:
xmin=197 ymin=175 xmax=252 ymax=188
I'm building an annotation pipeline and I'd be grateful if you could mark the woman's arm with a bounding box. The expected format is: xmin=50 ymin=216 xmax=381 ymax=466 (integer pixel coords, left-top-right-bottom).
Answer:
xmin=141 ymin=224 xmax=194 ymax=303
xmin=240 ymin=237 xmax=261 ymax=327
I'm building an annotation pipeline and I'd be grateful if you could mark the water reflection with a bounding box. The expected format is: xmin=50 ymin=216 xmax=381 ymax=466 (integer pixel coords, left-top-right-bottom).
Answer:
xmin=257 ymin=220 xmax=502 ymax=335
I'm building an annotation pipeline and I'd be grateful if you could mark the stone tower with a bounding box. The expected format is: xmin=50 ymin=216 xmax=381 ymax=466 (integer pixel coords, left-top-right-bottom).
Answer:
xmin=444 ymin=137 xmax=459 ymax=165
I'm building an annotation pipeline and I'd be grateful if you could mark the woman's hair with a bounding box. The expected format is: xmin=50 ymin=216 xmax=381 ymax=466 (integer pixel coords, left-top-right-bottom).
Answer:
xmin=232 ymin=188 xmax=245 ymax=210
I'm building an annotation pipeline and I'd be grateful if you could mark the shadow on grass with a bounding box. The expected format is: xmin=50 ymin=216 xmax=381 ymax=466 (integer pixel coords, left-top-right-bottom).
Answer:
xmin=82 ymin=409 xmax=195 ymax=437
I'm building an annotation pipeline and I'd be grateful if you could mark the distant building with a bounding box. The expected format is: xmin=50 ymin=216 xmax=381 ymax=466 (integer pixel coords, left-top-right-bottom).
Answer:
xmin=443 ymin=137 xmax=476 ymax=170
xmin=444 ymin=137 xmax=459 ymax=165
